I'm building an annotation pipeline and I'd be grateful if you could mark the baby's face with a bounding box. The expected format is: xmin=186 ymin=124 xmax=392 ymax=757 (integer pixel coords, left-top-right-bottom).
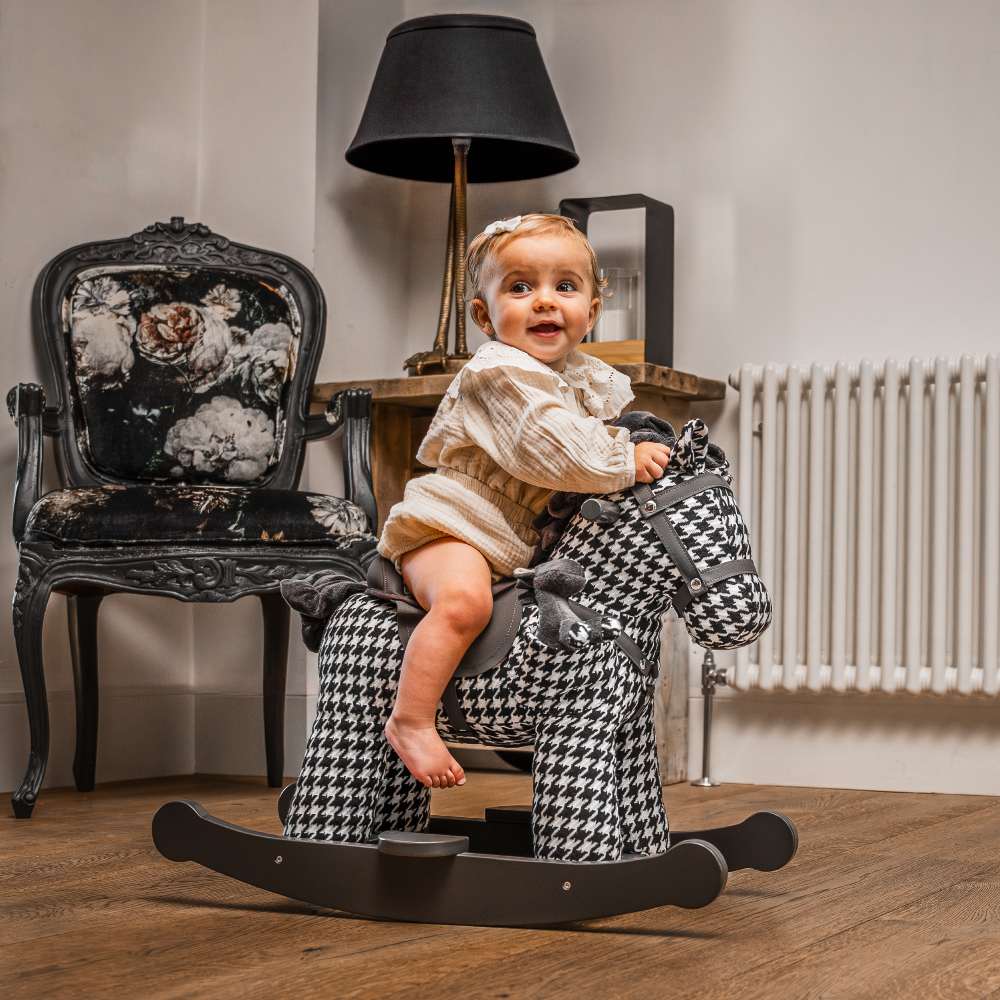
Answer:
xmin=470 ymin=233 xmax=600 ymax=369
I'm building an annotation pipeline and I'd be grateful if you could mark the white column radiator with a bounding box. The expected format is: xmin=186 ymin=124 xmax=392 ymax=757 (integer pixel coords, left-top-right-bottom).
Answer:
xmin=726 ymin=354 xmax=1000 ymax=695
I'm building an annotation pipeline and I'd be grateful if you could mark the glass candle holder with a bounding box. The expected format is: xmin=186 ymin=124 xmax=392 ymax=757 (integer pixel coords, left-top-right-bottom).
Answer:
xmin=593 ymin=267 xmax=641 ymax=342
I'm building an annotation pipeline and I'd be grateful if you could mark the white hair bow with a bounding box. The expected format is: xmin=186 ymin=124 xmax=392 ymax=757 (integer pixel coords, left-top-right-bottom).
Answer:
xmin=482 ymin=216 xmax=523 ymax=237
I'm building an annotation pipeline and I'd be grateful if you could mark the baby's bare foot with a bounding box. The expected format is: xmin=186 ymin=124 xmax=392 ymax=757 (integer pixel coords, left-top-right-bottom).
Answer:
xmin=385 ymin=715 xmax=467 ymax=789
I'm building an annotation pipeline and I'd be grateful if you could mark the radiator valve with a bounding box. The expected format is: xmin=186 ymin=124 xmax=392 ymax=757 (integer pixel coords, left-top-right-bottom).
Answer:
xmin=700 ymin=650 xmax=729 ymax=695
xmin=692 ymin=650 xmax=727 ymax=787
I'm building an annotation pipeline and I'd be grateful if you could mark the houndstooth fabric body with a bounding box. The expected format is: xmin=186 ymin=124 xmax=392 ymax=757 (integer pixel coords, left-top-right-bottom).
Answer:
xmin=284 ymin=418 xmax=770 ymax=863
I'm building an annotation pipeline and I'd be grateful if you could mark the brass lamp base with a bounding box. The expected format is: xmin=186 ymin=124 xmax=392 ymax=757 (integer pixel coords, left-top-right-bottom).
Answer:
xmin=402 ymin=348 xmax=471 ymax=377
xmin=404 ymin=138 xmax=475 ymax=377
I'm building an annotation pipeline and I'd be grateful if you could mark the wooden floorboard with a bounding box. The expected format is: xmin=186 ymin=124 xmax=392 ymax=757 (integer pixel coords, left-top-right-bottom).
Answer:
xmin=3 ymin=774 xmax=1000 ymax=999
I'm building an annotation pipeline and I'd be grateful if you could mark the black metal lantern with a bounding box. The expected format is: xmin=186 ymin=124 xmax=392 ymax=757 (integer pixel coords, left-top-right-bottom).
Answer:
xmin=559 ymin=194 xmax=675 ymax=369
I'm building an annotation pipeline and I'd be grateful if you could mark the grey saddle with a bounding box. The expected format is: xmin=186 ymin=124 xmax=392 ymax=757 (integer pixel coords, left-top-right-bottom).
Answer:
xmin=364 ymin=555 xmax=651 ymax=735
xmin=365 ymin=555 xmax=524 ymax=682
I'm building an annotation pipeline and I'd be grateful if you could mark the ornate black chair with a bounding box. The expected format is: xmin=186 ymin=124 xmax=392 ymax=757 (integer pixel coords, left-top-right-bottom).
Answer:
xmin=8 ymin=218 xmax=378 ymax=818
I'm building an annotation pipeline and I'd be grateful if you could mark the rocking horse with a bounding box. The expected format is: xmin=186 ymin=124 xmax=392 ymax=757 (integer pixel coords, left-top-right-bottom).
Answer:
xmin=153 ymin=415 xmax=798 ymax=926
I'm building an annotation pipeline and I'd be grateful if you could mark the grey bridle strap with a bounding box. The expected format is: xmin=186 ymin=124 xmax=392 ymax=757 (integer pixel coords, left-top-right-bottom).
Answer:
xmin=635 ymin=472 xmax=727 ymax=515
xmin=614 ymin=629 xmax=659 ymax=679
xmin=633 ymin=482 xmax=704 ymax=591
xmin=632 ymin=474 xmax=759 ymax=619
xmin=670 ymin=558 xmax=759 ymax=616
xmin=565 ymin=597 xmax=659 ymax=679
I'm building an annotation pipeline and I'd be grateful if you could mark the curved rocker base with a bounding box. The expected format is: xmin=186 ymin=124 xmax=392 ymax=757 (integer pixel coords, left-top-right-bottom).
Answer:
xmin=672 ymin=810 xmax=799 ymax=873
xmin=152 ymin=797 xmax=798 ymax=927
xmin=152 ymin=800 xmax=729 ymax=926
xmin=276 ymin=783 xmax=799 ymax=875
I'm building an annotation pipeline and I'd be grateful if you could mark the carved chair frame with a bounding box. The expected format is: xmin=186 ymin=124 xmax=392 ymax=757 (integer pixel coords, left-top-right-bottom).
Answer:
xmin=8 ymin=218 xmax=377 ymax=819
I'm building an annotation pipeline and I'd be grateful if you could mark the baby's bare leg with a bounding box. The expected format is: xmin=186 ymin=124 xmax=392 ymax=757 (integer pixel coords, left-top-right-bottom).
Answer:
xmin=385 ymin=537 xmax=494 ymax=789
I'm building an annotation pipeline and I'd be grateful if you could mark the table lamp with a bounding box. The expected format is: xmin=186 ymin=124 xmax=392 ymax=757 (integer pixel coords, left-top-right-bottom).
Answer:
xmin=346 ymin=14 xmax=579 ymax=375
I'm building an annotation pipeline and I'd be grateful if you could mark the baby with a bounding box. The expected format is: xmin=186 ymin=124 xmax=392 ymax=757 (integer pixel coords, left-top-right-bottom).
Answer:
xmin=377 ymin=213 xmax=673 ymax=789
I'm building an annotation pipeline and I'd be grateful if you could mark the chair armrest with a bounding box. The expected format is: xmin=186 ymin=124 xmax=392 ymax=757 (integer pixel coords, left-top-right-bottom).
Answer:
xmin=5 ymin=384 xmax=61 ymax=436
xmin=6 ymin=383 xmax=46 ymax=542
xmin=303 ymin=389 xmax=349 ymax=440
xmin=304 ymin=388 xmax=377 ymax=532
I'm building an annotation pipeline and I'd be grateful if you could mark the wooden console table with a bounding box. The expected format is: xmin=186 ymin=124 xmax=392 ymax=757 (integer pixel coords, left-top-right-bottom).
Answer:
xmin=312 ymin=361 xmax=726 ymax=786
xmin=312 ymin=362 xmax=726 ymax=533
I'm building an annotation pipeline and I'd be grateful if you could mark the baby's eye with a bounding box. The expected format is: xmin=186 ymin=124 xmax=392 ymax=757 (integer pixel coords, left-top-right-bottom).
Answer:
xmin=510 ymin=281 xmax=531 ymax=293
xmin=557 ymin=280 xmax=577 ymax=292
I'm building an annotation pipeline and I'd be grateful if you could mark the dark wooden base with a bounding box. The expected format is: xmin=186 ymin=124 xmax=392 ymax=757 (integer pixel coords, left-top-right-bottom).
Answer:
xmin=154 ymin=791 xmax=797 ymax=927
xmin=276 ymin=784 xmax=797 ymax=872
xmin=153 ymin=799 xmax=732 ymax=926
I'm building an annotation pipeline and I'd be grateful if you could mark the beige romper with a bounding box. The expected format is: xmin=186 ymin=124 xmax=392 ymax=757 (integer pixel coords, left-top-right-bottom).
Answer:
xmin=377 ymin=341 xmax=637 ymax=581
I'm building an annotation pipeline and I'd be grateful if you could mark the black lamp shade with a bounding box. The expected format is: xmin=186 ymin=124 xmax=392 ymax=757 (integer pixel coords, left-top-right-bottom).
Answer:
xmin=346 ymin=14 xmax=578 ymax=183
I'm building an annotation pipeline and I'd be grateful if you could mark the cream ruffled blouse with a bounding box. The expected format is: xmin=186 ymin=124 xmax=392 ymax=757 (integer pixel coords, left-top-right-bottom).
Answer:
xmin=377 ymin=340 xmax=636 ymax=578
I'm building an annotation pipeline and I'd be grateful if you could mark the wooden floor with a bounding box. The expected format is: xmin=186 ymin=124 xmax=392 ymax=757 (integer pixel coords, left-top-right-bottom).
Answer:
xmin=4 ymin=774 xmax=1000 ymax=999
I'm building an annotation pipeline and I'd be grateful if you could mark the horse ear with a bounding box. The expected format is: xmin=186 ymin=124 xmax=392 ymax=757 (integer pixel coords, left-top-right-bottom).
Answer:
xmin=707 ymin=442 xmax=733 ymax=485
xmin=671 ymin=419 xmax=710 ymax=473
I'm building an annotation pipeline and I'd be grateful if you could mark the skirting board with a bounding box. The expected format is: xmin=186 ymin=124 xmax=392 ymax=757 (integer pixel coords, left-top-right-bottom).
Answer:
xmin=0 ymin=689 xmax=311 ymax=796
xmin=9 ymin=685 xmax=997 ymax=798
xmin=687 ymin=688 xmax=1000 ymax=795
xmin=0 ymin=611 xmax=692 ymax=794
xmin=0 ymin=687 xmax=195 ymax=795
xmin=195 ymin=691 xmax=310 ymax=778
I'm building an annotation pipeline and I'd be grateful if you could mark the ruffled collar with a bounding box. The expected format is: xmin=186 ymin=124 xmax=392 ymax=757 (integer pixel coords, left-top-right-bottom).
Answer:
xmin=558 ymin=348 xmax=635 ymax=419
xmin=449 ymin=341 xmax=634 ymax=420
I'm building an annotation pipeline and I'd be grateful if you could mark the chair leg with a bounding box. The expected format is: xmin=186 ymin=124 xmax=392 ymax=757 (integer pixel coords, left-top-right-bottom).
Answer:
xmin=67 ymin=593 xmax=104 ymax=793
xmin=260 ymin=593 xmax=289 ymax=788
xmin=11 ymin=562 xmax=52 ymax=819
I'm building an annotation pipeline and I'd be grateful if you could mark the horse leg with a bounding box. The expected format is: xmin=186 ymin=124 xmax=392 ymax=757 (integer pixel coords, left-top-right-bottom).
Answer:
xmin=370 ymin=740 xmax=432 ymax=835
xmin=615 ymin=697 xmax=670 ymax=856
xmin=284 ymin=607 xmax=430 ymax=842
xmin=531 ymin=713 xmax=623 ymax=862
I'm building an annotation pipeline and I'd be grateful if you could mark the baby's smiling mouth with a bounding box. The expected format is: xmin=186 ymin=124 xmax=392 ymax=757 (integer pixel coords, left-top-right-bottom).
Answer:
xmin=529 ymin=322 xmax=562 ymax=334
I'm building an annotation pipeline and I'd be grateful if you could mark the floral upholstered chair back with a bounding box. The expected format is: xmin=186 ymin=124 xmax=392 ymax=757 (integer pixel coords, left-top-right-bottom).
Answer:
xmin=38 ymin=220 xmax=321 ymax=490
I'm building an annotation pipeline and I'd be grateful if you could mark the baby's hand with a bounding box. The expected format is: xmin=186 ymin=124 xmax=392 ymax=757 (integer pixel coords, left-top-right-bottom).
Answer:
xmin=634 ymin=441 xmax=672 ymax=483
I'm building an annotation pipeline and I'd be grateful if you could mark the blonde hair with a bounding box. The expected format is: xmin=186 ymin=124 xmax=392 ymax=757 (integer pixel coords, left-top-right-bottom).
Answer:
xmin=465 ymin=213 xmax=607 ymax=330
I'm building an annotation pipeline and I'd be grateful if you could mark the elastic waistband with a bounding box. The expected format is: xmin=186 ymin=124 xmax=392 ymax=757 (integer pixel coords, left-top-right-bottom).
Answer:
xmin=437 ymin=467 xmax=539 ymax=529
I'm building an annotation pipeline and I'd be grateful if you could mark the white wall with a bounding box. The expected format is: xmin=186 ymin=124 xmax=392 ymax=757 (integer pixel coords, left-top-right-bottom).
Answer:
xmin=4 ymin=0 xmax=998 ymax=796
xmin=397 ymin=0 xmax=1000 ymax=380
xmin=284 ymin=0 xmax=412 ymax=737
xmin=0 ymin=0 xmax=319 ymax=794
xmin=0 ymin=0 xmax=205 ymax=792
xmin=318 ymin=0 xmax=1000 ymax=793
xmin=312 ymin=0 xmax=410 ymax=386
xmin=188 ymin=0 xmax=319 ymax=778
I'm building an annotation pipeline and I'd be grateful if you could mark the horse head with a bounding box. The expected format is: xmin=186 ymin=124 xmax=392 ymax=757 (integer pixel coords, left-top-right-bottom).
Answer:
xmin=533 ymin=414 xmax=771 ymax=652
